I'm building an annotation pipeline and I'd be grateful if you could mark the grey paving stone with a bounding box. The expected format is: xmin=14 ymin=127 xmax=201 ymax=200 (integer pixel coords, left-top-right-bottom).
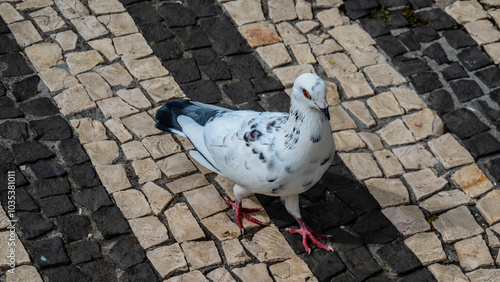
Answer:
xmin=109 ymin=236 xmax=145 ymax=269
xmin=0 ymin=121 xmax=27 ymax=141
xmin=57 ymin=214 xmax=91 ymax=242
xmin=428 ymin=89 xmax=455 ymax=114
xmin=66 ymin=240 xmax=102 ymax=264
xmin=19 ymin=97 xmax=59 ymax=116
xmin=39 ymin=194 xmax=75 ymax=217
xmin=29 ymin=115 xmax=72 ymax=141
xmin=443 ymin=29 xmax=476 ymax=49
xmin=449 ymin=79 xmax=484 ymax=103
xmin=423 ymin=43 xmax=449 ymax=64
xmin=80 ymin=261 xmax=117 ymax=282
xmin=442 ymin=108 xmax=489 ymax=139
xmin=410 ymin=71 xmax=442 ymax=93
xmin=381 ymin=0 xmax=408 ymax=7
xmin=42 ymin=265 xmax=87 ymax=282
xmin=387 ymin=13 xmax=408 ymax=29
xmin=393 ymin=58 xmax=431 ymax=77
xmin=475 ymin=66 xmax=500 ymax=88
xmin=457 ymin=46 xmax=493 ymax=71
xmin=412 ymin=25 xmax=439 ymax=42
xmin=416 ymin=9 xmax=457 ymax=30
xmin=398 ymin=31 xmax=420 ymax=51
xmin=442 ymin=62 xmax=468 ymax=81
xmin=28 ymin=237 xmax=70 ymax=267
xmin=18 ymin=212 xmax=54 ymax=239
xmin=409 ymin=0 xmax=433 ymax=9
xmin=463 ymin=132 xmax=500 ymax=159
xmin=11 ymin=141 xmax=54 ymax=165
xmin=34 ymin=177 xmax=71 ymax=198
xmin=158 ymin=2 xmax=197 ymax=28
xmin=73 ymin=186 xmax=113 ymax=212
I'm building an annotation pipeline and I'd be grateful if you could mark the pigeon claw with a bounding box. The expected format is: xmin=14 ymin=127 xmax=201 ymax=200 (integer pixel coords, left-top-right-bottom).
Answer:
xmin=286 ymin=218 xmax=333 ymax=254
xmin=225 ymin=198 xmax=266 ymax=235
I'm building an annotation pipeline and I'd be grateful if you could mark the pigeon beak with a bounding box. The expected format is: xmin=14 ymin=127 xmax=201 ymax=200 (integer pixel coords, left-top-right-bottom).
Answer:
xmin=315 ymin=101 xmax=330 ymax=120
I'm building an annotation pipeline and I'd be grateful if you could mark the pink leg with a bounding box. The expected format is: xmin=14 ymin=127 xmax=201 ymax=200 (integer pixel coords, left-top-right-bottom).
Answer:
xmin=225 ymin=198 xmax=266 ymax=234
xmin=286 ymin=217 xmax=333 ymax=254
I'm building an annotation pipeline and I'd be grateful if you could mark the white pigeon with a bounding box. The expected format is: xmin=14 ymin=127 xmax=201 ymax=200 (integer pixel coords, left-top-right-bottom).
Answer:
xmin=155 ymin=73 xmax=335 ymax=253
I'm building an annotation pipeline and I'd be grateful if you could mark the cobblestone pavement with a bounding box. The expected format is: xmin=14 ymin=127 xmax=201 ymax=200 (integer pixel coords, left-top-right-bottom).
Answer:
xmin=0 ymin=0 xmax=499 ymax=281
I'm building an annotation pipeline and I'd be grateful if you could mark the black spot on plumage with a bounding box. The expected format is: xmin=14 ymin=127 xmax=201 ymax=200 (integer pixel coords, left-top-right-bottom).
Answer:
xmin=250 ymin=123 xmax=257 ymax=129
xmin=259 ymin=153 xmax=265 ymax=162
xmin=285 ymin=166 xmax=294 ymax=174
xmin=311 ymin=134 xmax=321 ymax=143
xmin=267 ymin=178 xmax=276 ymax=183
xmin=244 ymin=129 xmax=262 ymax=142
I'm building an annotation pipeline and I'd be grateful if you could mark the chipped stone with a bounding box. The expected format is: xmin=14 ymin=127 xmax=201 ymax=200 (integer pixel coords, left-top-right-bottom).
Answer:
xmin=390 ymin=87 xmax=426 ymax=112
xmin=318 ymin=53 xmax=357 ymax=78
xmin=340 ymin=153 xmax=383 ymax=181
xmin=328 ymin=105 xmax=357 ymax=132
xmin=238 ymin=21 xmax=282 ymax=47
xmin=0 ymin=231 xmax=30 ymax=267
xmin=224 ymin=0 xmax=265 ymax=26
xmin=140 ymin=76 xmax=185 ymax=102
xmin=428 ymin=133 xmax=474 ymax=169
xmin=66 ymin=50 xmax=104 ymax=75
xmin=295 ymin=0 xmax=312 ymax=20
xmin=367 ymin=92 xmax=405 ymax=119
xmin=364 ymin=178 xmax=409 ymax=208
xmin=123 ymin=57 xmax=169 ymax=81
xmin=98 ymin=12 xmax=138 ymax=37
xmin=132 ymin=158 xmax=162 ymax=184
xmin=0 ymin=3 xmax=23 ymax=24
xmin=184 ymin=185 xmax=227 ymax=219
xmin=273 ymin=64 xmax=316 ymax=86
xmin=332 ymin=130 xmax=366 ymax=152
xmin=276 ymin=22 xmax=306 ymax=45
xmin=290 ymin=43 xmax=316 ymax=64
xmin=142 ymin=182 xmax=173 ymax=216
xmin=113 ymin=189 xmax=151 ymax=219
xmin=70 ymin=117 xmax=107 ymax=144
xmin=433 ymin=206 xmax=484 ymax=243
xmin=466 ymin=269 xmax=500 ymax=281
xmin=428 ymin=264 xmax=468 ymax=282
xmin=88 ymin=38 xmax=120 ymax=62
xmin=329 ymin=24 xmax=376 ymax=51
xmin=25 ymin=42 xmax=63 ymax=72
xmin=146 ymin=243 xmax=188 ymax=279
xmin=420 ymin=190 xmax=474 ymax=214
xmin=405 ymin=233 xmax=447 ymax=266
xmin=382 ymin=205 xmax=430 ymax=236
xmin=156 ymin=153 xmax=197 ymax=179
xmin=181 ymin=241 xmax=222 ymax=269
xmin=167 ymin=271 xmax=207 ymax=282
xmin=116 ymin=89 xmax=151 ymax=109
xmin=359 ymin=132 xmax=384 ymax=151
xmin=343 ymin=100 xmax=376 ymax=128
xmin=241 ymin=225 xmax=295 ymax=263
xmin=97 ymin=97 xmax=139 ymax=118
xmin=51 ymin=30 xmax=77 ymax=51
xmin=53 ymin=84 xmax=96 ymax=115
xmin=104 ymin=119 xmax=132 ymax=143
xmin=83 ymin=140 xmax=119 ymax=165
xmin=95 ymin=164 xmax=131 ymax=193
xmin=114 ymin=33 xmax=153 ymax=59
xmin=393 ymin=144 xmax=437 ymax=170
xmin=88 ymin=0 xmax=125 ymax=14
xmin=350 ymin=45 xmax=386 ymax=68
xmin=452 ymin=163 xmax=493 ymax=198
xmin=54 ymin=0 xmax=89 ymax=19
xmin=141 ymin=135 xmax=181 ymax=159
xmin=364 ymin=64 xmax=406 ymax=87
xmin=166 ymin=173 xmax=210 ymax=194
xmin=256 ymin=43 xmax=292 ymax=69
xmin=317 ymin=7 xmax=349 ymax=28
xmin=233 ymin=263 xmax=273 ymax=282
xmin=77 ymin=72 xmax=113 ymax=101
xmin=325 ymin=81 xmax=340 ymax=105
xmin=373 ymin=149 xmax=405 ymax=178
xmin=129 ymin=216 xmax=169 ymax=249
xmin=201 ymin=213 xmax=241 ymax=241
xmin=9 ymin=20 xmax=44 ymax=47
xmin=444 ymin=0 xmax=489 ymax=23
xmin=122 ymin=112 xmax=162 ymax=138
xmin=121 ymin=141 xmax=150 ymax=160
xmin=403 ymin=169 xmax=448 ymax=200
xmin=207 ymin=267 xmax=237 ymax=282
xmin=377 ymin=119 xmax=416 ymax=146
xmin=39 ymin=67 xmax=78 ymax=92
xmin=337 ymin=72 xmax=374 ymax=98
xmin=164 ymin=203 xmax=205 ymax=242
xmin=477 ymin=190 xmax=500 ymax=225
xmin=268 ymin=0 xmax=297 ymax=22
xmin=455 ymin=235 xmax=494 ymax=271
xmin=31 ymin=7 xmax=65 ymax=33
xmin=71 ymin=16 xmax=108 ymax=41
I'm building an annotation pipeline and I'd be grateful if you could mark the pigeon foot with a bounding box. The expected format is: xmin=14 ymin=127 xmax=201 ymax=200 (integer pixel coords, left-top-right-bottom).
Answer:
xmin=286 ymin=217 xmax=333 ymax=254
xmin=225 ymin=198 xmax=266 ymax=234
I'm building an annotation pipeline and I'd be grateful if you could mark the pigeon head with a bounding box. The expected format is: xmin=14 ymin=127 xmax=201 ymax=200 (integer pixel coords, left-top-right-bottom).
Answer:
xmin=291 ymin=73 xmax=330 ymax=120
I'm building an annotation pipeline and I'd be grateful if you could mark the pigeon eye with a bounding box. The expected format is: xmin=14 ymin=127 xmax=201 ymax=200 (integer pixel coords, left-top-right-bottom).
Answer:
xmin=303 ymin=89 xmax=311 ymax=100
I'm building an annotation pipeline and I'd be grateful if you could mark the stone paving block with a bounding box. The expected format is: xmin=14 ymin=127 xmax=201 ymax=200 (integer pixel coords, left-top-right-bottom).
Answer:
xmin=256 ymin=43 xmax=292 ymax=69
xmin=51 ymin=30 xmax=77 ymax=51
xmin=113 ymin=189 xmax=152 ymax=219
xmin=296 ymin=0 xmax=313 ymax=20
xmin=466 ymin=269 xmax=500 ymax=282
xmin=484 ymin=42 xmax=500 ymax=65
xmin=181 ymin=240 xmax=222 ymax=269
xmin=142 ymin=182 xmax=173 ymax=216
xmin=382 ymin=205 xmax=430 ymax=236
xmin=166 ymin=271 xmax=208 ymax=282
xmin=403 ymin=169 xmax=448 ymax=201
xmin=476 ymin=190 xmax=500 ymax=225
xmin=402 ymin=109 xmax=444 ymax=141
xmin=123 ymin=56 xmax=169 ymax=80
xmin=98 ymin=13 xmax=138 ymax=37
xmin=164 ymin=203 xmax=205 ymax=242
xmin=486 ymin=228 xmax=500 ymax=248
xmin=377 ymin=119 xmax=416 ymax=146
xmin=367 ymin=91 xmax=405 ymax=119
xmin=311 ymin=39 xmax=344 ymax=57
xmin=70 ymin=117 xmax=107 ymax=144
xmin=103 ymin=119 xmax=132 ymax=143
xmin=88 ymin=0 xmax=125 ymax=14
xmin=224 ymin=0 xmax=265 ymax=26
xmin=207 ymin=267 xmax=237 ymax=282
xmin=132 ymin=158 xmax=162 ymax=184
xmin=276 ymin=22 xmax=307 ymax=45
xmin=273 ymin=64 xmax=316 ymax=86
xmin=339 ymin=152 xmax=382 ymax=181
xmin=54 ymin=84 xmax=96 ymax=115
xmin=0 ymin=231 xmax=30 ymax=267
xmin=328 ymin=105 xmax=357 ymax=132
xmin=88 ymin=38 xmax=119 ymax=62
xmin=39 ymin=67 xmax=78 ymax=92
xmin=290 ymin=43 xmax=316 ymax=64
xmin=141 ymin=134 xmax=181 ymax=160
xmin=332 ymin=130 xmax=366 ymax=152
xmin=364 ymin=178 xmax=410 ymax=208
xmin=184 ymin=185 xmax=227 ymax=219
xmin=114 ymin=33 xmax=153 ymax=59
xmin=77 ymin=72 xmax=113 ymax=101
xmin=0 ymin=3 xmax=23 ymax=24
xmin=373 ymin=149 xmax=405 ymax=178
xmin=238 ymin=21 xmax=282 ymax=48
xmin=129 ymin=216 xmax=169 ymax=249
xmin=55 ymin=0 xmax=89 ymax=19
xmin=325 ymin=81 xmax=340 ymax=105
xmin=359 ymin=132 xmax=384 ymax=151
xmin=389 ymin=87 xmax=426 ymax=112
xmin=140 ymin=76 xmax=185 ymax=102
xmin=201 ymin=212 xmax=240 ymax=241
xmin=8 ymin=20 xmax=42 ymax=47
xmin=428 ymin=263 xmax=468 ymax=282
xmin=455 ymin=235 xmax=494 ymax=271
xmin=349 ymin=45 xmax=385 ymax=68
xmin=376 ymin=240 xmax=422 ymax=276
xmin=96 ymin=64 xmax=132 ymax=87
xmin=116 ymin=89 xmax=151 ymax=110
xmin=268 ymin=0 xmax=297 ymax=22
xmin=342 ymin=245 xmax=382 ymax=280
xmin=434 ymin=206 xmax=484 ymax=243
xmin=364 ymin=64 xmax=406 ymax=87
xmin=233 ymin=263 xmax=273 ymax=282
xmin=166 ymin=173 xmax=210 ymax=194
xmin=31 ymin=7 xmax=65 ymax=33
xmin=219 ymin=238 xmax=251 ymax=267
xmin=24 ymin=42 xmax=63 ymax=72
xmin=317 ymin=7 xmax=349 ymax=28
xmin=83 ymin=140 xmax=119 ymax=165
xmin=404 ymin=232 xmax=446 ymax=266
xmin=428 ymin=133 xmax=474 ymax=169
xmin=329 ymin=24 xmax=376 ymax=51
xmin=156 ymin=153 xmax=197 ymax=179
xmin=452 ymin=163 xmax=493 ymax=198
xmin=71 ymin=16 xmax=108 ymax=41
xmin=464 ymin=20 xmax=500 ymax=46
xmin=95 ymin=164 xmax=131 ymax=193
xmin=16 ymin=0 xmax=53 ymax=10
xmin=6 ymin=265 xmax=43 ymax=282
xmin=122 ymin=112 xmax=162 ymax=138
xmin=269 ymin=256 xmax=315 ymax=282
xmin=97 ymin=97 xmax=139 ymax=118
xmin=241 ymin=225 xmax=295 ymax=263
xmin=393 ymin=144 xmax=437 ymax=170
xmin=121 ymin=141 xmax=149 ymax=161
xmin=146 ymin=243 xmax=188 ymax=279
xmin=318 ymin=53 xmax=357 ymax=79
xmin=66 ymin=50 xmax=104 ymax=75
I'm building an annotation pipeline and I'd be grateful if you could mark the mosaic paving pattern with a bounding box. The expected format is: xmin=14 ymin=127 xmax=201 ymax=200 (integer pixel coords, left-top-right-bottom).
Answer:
xmin=0 ymin=0 xmax=499 ymax=281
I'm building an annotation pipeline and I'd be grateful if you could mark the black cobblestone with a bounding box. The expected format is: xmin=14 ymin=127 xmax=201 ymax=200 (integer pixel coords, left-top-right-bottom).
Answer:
xmin=173 ymin=26 xmax=211 ymax=50
xmin=158 ymin=3 xmax=197 ymax=28
xmin=164 ymin=58 xmax=201 ymax=83
xmin=38 ymin=194 xmax=75 ymax=217
xmin=428 ymin=89 xmax=455 ymax=114
xmin=73 ymin=186 xmax=113 ymax=212
xmin=0 ymin=121 xmax=28 ymax=141
xmin=398 ymin=31 xmax=420 ymax=51
xmin=344 ymin=0 xmax=378 ymax=19
xmin=227 ymin=54 xmax=266 ymax=79
xmin=58 ymin=214 xmax=91 ymax=242
xmin=192 ymin=48 xmax=232 ymax=81
xmin=360 ymin=19 xmax=390 ymax=38
xmin=457 ymin=46 xmax=493 ymax=71
xmin=109 ymin=236 xmax=145 ymax=269
xmin=66 ymin=240 xmax=102 ymax=264
xmin=409 ymin=0 xmax=433 ymax=9
xmin=393 ymin=58 xmax=431 ymax=77
xmin=127 ymin=2 xmax=163 ymax=25
xmin=69 ymin=163 xmax=101 ymax=189
xmin=151 ymin=40 xmax=183 ymax=61
xmin=374 ymin=35 xmax=407 ymax=57
xmin=34 ymin=177 xmax=71 ymax=198
xmin=487 ymin=158 xmax=500 ymax=182
xmin=387 ymin=13 xmax=408 ymax=29
xmin=18 ymin=212 xmax=54 ymax=239
xmin=1 ymin=187 xmax=38 ymax=211
xmin=409 ymin=71 xmax=442 ymax=93
xmin=81 ymin=261 xmax=117 ymax=282
xmin=181 ymin=80 xmax=222 ymax=104
xmin=305 ymin=198 xmax=357 ymax=231
xmin=12 ymin=75 xmax=40 ymax=102
xmin=19 ymin=97 xmax=59 ymax=116
xmin=443 ymin=30 xmax=476 ymax=49
xmin=423 ymin=43 xmax=449 ymax=64
xmin=43 ymin=265 xmax=88 ymax=282
xmin=416 ymin=9 xmax=456 ymax=30
xmin=92 ymin=206 xmax=131 ymax=239
xmin=351 ymin=211 xmax=399 ymax=244
xmin=475 ymin=66 xmax=500 ymax=88
xmin=0 ymin=145 xmax=13 ymax=165
xmin=449 ymin=79 xmax=484 ymax=103
xmin=412 ymin=25 xmax=439 ymax=42
xmin=442 ymin=62 xmax=468 ymax=81
xmin=463 ymin=132 xmax=500 ymax=159
xmin=60 ymin=138 xmax=90 ymax=166
xmin=400 ymin=269 xmax=437 ymax=282
xmin=335 ymin=185 xmax=380 ymax=216
xmin=0 ymin=34 xmax=20 ymax=54
xmin=119 ymin=263 xmax=158 ymax=282
xmin=343 ymin=246 xmax=382 ymax=281
xmin=28 ymin=237 xmax=70 ymax=267
xmin=29 ymin=115 xmax=72 ymax=141
xmin=200 ymin=15 xmax=251 ymax=56
xmin=30 ymin=160 xmax=66 ymax=179
xmin=185 ymin=0 xmax=219 ymax=17
xmin=223 ymin=80 xmax=257 ymax=105
xmin=376 ymin=240 xmax=422 ymax=275
xmin=139 ymin=22 xmax=173 ymax=43
xmin=442 ymin=108 xmax=489 ymax=139
xmin=0 ymin=97 xmax=24 ymax=119
xmin=303 ymin=249 xmax=346 ymax=281
xmin=0 ymin=53 xmax=32 ymax=77
xmin=11 ymin=141 xmax=54 ymax=165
